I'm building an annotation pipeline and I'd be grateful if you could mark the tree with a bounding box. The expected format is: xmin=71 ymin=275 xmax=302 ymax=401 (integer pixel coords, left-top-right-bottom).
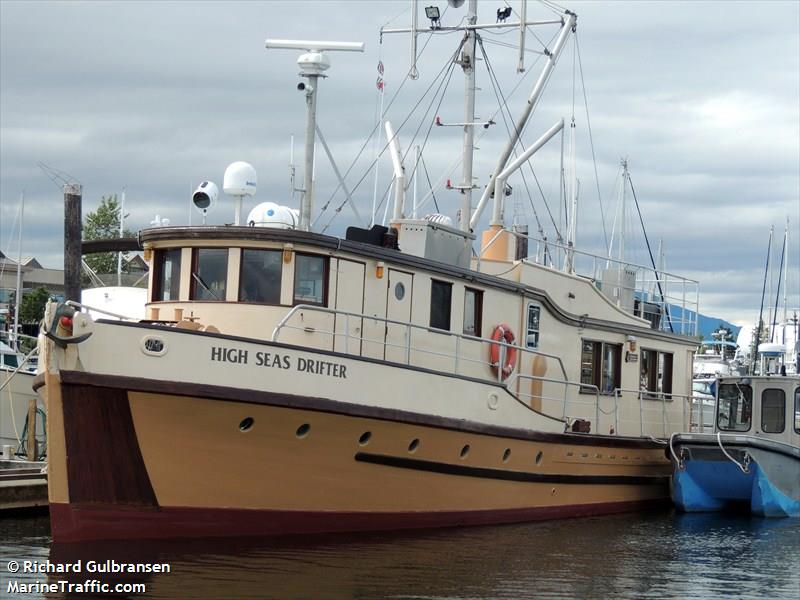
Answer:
xmin=19 ymin=287 xmax=50 ymax=324
xmin=83 ymin=194 xmax=135 ymax=274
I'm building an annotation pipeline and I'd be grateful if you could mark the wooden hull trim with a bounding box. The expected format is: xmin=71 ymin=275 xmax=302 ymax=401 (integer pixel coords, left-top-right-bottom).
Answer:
xmin=49 ymin=499 xmax=668 ymax=543
xmin=58 ymin=370 xmax=667 ymax=450
xmin=354 ymin=452 xmax=669 ymax=486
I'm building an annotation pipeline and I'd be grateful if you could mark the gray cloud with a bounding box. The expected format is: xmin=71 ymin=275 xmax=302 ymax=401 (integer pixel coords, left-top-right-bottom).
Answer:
xmin=1 ymin=0 xmax=798 ymax=327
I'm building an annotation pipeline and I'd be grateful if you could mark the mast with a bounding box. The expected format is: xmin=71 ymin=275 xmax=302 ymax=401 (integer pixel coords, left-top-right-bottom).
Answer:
xmin=12 ymin=192 xmax=24 ymax=350
xmin=470 ymin=10 xmax=577 ymax=230
xmin=117 ymin=187 xmax=126 ymax=287
xmin=618 ymin=159 xmax=628 ymax=263
xmin=265 ymin=39 xmax=365 ymax=231
xmin=459 ymin=0 xmax=478 ymax=232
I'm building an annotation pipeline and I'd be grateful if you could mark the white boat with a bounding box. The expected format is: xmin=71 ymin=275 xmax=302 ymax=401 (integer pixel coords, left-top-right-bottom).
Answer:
xmin=0 ymin=337 xmax=42 ymax=456
xmin=38 ymin=1 xmax=703 ymax=542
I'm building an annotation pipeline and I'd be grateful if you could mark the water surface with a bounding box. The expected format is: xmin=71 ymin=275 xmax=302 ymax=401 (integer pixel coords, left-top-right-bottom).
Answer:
xmin=1 ymin=511 xmax=798 ymax=599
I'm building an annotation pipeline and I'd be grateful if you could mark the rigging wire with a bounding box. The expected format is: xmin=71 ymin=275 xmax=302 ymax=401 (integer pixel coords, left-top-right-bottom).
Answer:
xmin=363 ymin=49 xmax=461 ymax=228
xmin=628 ymin=174 xmax=674 ymax=333
xmin=477 ymin=35 xmax=560 ymax=239
xmin=575 ymin=33 xmax=609 ymax=253
xmin=322 ymin=38 xmax=465 ymax=232
xmin=420 ymin=153 xmax=440 ymax=213
xmin=314 ymin=28 xmax=447 ymax=222
xmin=753 ymin=229 xmax=773 ymax=373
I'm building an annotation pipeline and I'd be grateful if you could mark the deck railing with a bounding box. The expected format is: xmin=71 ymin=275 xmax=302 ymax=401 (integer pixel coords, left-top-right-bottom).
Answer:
xmin=477 ymin=229 xmax=700 ymax=336
xmin=272 ymin=304 xmax=691 ymax=437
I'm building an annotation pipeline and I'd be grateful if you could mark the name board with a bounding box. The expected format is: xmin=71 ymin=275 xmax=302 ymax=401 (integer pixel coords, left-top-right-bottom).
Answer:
xmin=210 ymin=346 xmax=347 ymax=379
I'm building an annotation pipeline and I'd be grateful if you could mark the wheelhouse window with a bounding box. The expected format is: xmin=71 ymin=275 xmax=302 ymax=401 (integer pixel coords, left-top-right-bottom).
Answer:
xmin=152 ymin=248 xmax=181 ymax=301
xmin=239 ymin=249 xmax=282 ymax=304
xmin=795 ymin=388 xmax=800 ymax=433
xmin=761 ymin=389 xmax=785 ymax=434
xmin=580 ymin=340 xmax=621 ymax=394
xmin=640 ymin=349 xmax=673 ymax=397
xmin=429 ymin=280 xmax=452 ymax=331
xmin=463 ymin=288 xmax=482 ymax=337
xmin=293 ymin=254 xmax=327 ymax=305
xmin=717 ymin=383 xmax=752 ymax=432
xmin=525 ymin=304 xmax=541 ymax=349
xmin=190 ymin=248 xmax=228 ymax=301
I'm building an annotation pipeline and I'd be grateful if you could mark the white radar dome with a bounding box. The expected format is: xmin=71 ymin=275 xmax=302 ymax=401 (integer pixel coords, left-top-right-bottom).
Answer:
xmin=247 ymin=202 xmax=300 ymax=230
xmin=223 ymin=161 xmax=257 ymax=196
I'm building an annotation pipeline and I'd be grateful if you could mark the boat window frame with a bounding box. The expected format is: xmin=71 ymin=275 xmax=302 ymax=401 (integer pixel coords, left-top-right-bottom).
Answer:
xmin=151 ymin=247 xmax=182 ymax=303
xmin=760 ymin=388 xmax=785 ymax=434
xmin=189 ymin=247 xmax=229 ymax=302
xmin=292 ymin=253 xmax=329 ymax=307
xmin=795 ymin=387 xmax=800 ymax=434
xmin=580 ymin=339 xmax=621 ymax=395
xmin=429 ymin=279 xmax=453 ymax=332
xmin=717 ymin=382 xmax=752 ymax=432
xmin=640 ymin=348 xmax=673 ymax=399
xmin=462 ymin=287 xmax=483 ymax=337
xmin=238 ymin=248 xmax=284 ymax=306
xmin=525 ymin=303 xmax=541 ymax=349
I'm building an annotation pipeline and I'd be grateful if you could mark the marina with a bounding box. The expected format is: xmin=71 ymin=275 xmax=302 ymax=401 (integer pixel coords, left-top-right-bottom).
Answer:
xmin=1 ymin=0 xmax=799 ymax=598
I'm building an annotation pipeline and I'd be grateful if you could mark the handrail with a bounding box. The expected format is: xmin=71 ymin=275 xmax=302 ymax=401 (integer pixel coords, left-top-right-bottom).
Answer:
xmin=65 ymin=299 xmax=137 ymax=321
xmin=272 ymin=304 xmax=695 ymax=438
xmin=512 ymin=374 xmax=607 ymax=430
xmin=272 ymin=303 xmax=569 ymax=381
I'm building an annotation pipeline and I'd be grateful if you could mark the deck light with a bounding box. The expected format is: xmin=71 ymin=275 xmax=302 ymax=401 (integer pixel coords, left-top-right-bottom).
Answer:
xmin=283 ymin=243 xmax=294 ymax=264
xmin=497 ymin=6 xmax=512 ymax=23
xmin=425 ymin=6 xmax=441 ymax=29
xmin=376 ymin=261 xmax=385 ymax=279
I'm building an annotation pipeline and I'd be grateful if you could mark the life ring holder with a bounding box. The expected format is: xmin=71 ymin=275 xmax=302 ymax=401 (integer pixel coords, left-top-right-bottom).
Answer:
xmin=490 ymin=324 xmax=517 ymax=380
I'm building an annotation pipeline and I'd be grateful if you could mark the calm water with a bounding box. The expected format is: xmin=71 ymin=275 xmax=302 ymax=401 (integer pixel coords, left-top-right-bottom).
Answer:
xmin=1 ymin=510 xmax=798 ymax=599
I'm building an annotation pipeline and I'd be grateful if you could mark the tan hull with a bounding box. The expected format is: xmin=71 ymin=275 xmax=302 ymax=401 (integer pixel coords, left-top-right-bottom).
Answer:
xmin=45 ymin=370 xmax=670 ymax=541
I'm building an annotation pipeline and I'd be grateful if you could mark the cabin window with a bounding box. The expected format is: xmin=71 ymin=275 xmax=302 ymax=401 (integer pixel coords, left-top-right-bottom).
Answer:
xmin=152 ymin=248 xmax=181 ymax=301
xmin=580 ymin=340 xmax=621 ymax=394
xmin=239 ymin=249 xmax=282 ymax=304
xmin=463 ymin=288 xmax=483 ymax=337
xmin=429 ymin=280 xmax=452 ymax=331
xmin=1 ymin=353 xmax=19 ymax=369
xmin=293 ymin=254 xmax=328 ymax=306
xmin=525 ymin=304 xmax=541 ymax=349
xmin=795 ymin=388 xmax=800 ymax=433
xmin=761 ymin=389 xmax=785 ymax=434
xmin=190 ymin=248 xmax=228 ymax=301
xmin=717 ymin=383 xmax=752 ymax=432
xmin=640 ymin=349 xmax=673 ymax=398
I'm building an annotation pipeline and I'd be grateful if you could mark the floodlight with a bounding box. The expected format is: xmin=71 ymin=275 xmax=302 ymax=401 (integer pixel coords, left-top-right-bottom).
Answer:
xmin=425 ymin=6 xmax=441 ymax=29
xmin=497 ymin=6 xmax=512 ymax=23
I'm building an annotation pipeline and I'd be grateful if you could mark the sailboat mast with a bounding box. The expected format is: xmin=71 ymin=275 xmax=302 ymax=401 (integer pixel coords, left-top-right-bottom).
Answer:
xmin=12 ymin=192 xmax=24 ymax=350
xmin=618 ymin=159 xmax=628 ymax=263
xmin=459 ymin=0 xmax=478 ymax=232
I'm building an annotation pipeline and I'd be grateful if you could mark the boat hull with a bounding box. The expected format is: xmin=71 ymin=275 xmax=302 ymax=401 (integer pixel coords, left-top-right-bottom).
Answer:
xmin=669 ymin=434 xmax=800 ymax=517
xmin=44 ymin=369 xmax=672 ymax=542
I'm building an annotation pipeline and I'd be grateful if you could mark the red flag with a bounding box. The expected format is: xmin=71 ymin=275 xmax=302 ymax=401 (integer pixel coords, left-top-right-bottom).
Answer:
xmin=376 ymin=77 xmax=384 ymax=91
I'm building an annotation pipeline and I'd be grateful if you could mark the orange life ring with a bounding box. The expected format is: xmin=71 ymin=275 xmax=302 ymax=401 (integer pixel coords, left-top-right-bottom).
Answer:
xmin=490 ymin=324 xmax=517 ymax=380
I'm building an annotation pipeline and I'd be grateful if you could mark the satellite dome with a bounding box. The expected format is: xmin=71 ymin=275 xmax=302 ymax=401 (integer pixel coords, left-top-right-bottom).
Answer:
xmin=223 ymin=161 xmax=257 ymax=196
xmin=247 ymin=202 xmax=299 ymax=229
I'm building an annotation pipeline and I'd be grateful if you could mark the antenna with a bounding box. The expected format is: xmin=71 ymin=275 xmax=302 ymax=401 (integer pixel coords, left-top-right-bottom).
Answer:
xmin=265 ymin=38 xmax=364 ymax=231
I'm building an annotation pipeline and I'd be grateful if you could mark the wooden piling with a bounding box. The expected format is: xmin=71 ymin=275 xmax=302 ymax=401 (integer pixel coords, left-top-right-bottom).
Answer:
xmin=64 ymin=183 xmax=82 ymax=303
xmin=26 ymin=399 xmax=37 ymax=461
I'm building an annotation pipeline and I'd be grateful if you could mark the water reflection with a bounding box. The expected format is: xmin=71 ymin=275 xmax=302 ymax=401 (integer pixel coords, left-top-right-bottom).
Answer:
xmin=2 ymin=511 xmax=798 ymax=599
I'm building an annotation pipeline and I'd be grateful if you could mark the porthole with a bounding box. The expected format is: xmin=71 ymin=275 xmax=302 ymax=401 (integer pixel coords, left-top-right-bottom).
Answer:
xmin=502 ymin=448 xmax=511 ymax=463
xmin=408 ymin=438 xmax=420 ymax=453
xmin=394 ymin=282 xmax=406 ymax=300
xmin=239 ymin=417 xmax=254 ymax=432
xmin=358 ymin=431 xmax=372 ymax=446
xmin=535 ymin=451 xmax=543 ymax=465
xmin=460 ymin=444 xmax=470 ymax=459
xmin=296 ymin=423 xmax=311 ymax=438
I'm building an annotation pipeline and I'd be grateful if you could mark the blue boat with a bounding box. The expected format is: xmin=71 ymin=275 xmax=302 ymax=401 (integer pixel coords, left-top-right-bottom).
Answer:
xmin=668 ymin=375 xmax=800 ymax=517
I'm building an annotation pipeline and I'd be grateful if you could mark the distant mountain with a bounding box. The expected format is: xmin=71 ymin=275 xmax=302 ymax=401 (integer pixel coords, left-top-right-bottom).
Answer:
xmin=665 ymin=306 xmax=741 ymax=342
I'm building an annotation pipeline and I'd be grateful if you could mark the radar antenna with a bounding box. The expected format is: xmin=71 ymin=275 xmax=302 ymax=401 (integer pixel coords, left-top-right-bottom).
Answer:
xmin=265 ymin=39 xmax=365 ymax=231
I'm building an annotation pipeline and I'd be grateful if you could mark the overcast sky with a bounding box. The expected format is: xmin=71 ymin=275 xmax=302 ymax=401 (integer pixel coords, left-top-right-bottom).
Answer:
xmin=1 ymin=0 xmax=798 ymax=327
